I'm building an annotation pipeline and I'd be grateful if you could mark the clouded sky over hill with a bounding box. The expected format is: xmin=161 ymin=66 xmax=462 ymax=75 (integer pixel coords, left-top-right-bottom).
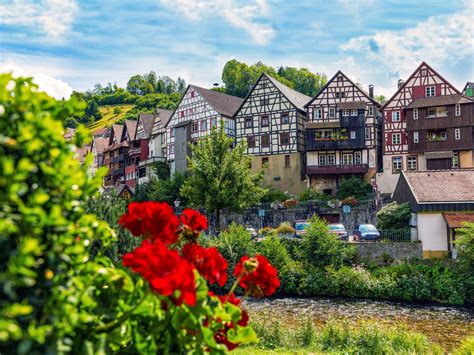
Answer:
xmin=1 ymin=0 xmax=472 ymax=99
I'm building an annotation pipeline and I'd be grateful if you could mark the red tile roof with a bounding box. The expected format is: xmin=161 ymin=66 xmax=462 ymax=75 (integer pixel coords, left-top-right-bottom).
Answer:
xmin=443 ymin=213 xmax=474 ymax=228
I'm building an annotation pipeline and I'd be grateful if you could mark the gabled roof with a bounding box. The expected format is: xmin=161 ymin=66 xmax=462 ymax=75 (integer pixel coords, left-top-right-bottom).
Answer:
xmin=399 ymin=169 xmax=474 ymax=204
xmin=156 ymin=108 xmax=173 ymax=128
xmin=381 ymin=61 xmax=462 ymax=110
xmin=92 ymin=127 xmax=109 ymax=137
xmin=406 ymin=94 xmax=474 ymax=109
xmin=110 ymin=124 xmax=124 ymax=145
xmin=93 ymin=137 xmax=109 ymax=154
xmin=463 ymin=82 xmax=474 ymax=95
xmin=190 ymin=85 xmax=244 ymax=118
xmin=123 ymin=120 xmax=137 ymax=141
xmin=305 ymin=70 xmax=381 ymax=108
xmin=137 ymin=113 xmax=156 ymax=139
xmin=264 ymin=73 xmax=312 ymax=111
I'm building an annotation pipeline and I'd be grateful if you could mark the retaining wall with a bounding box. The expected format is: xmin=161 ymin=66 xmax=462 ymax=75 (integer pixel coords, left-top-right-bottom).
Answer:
xmin=354 ymin=242 xmax=423 ymax=261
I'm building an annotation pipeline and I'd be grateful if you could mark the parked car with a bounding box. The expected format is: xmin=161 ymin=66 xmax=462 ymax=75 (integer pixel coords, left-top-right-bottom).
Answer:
xmin=353 ymin=224 xmax=381 ymax=241
xmin=328 ymin=223 xmax=349 ymax=240
xmin=294 ymin=220 xmax=310 ymax=237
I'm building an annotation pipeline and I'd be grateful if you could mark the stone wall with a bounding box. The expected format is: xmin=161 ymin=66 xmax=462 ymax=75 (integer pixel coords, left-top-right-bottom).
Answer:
xmin=354 ymin=242 xmax=423 ymax=262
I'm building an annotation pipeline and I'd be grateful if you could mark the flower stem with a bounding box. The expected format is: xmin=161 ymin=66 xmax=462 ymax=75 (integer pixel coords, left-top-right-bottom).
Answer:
xmin=224 ymin=270 xmax=245 ymax=303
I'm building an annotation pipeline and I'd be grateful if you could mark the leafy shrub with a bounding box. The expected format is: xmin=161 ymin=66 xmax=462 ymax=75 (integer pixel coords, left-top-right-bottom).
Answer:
xmin=377 ymin=202 xmax=411 ymax=230
xmin=297 ymin=187 xmax=328 ymax=202
xmin=325 ymin=266 xmax=374 ymax=298
xmin=258 ymin=226 xmax=275 ymax=236
xmin=336 ymin=176 xmax=373 ymax=200
xmin=113 ymin=106 xmax=121 ymax=114
xmin=275 ymin=221 xmax=295 ymax=235
xmin=341 ymin=196 xmax=358 ymax=206
xmin=260 ymin=187 xmax=289 ymax=203
xmin=456 ymin=223 xmax=474 ymax=303
xmin=301 ymin=216 xmax=356 ymax=268
xmin=256 ymin=236 xmax=292 ymax=272
xmin=454 ymin=336 xmax=474 ymax=355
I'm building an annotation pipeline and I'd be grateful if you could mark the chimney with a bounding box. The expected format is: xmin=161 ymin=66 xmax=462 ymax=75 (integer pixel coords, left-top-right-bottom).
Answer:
xmin=368 ymin=84 xmax=374 ymax=99
xmin=398 ymin=79 xmax=404 ymax=88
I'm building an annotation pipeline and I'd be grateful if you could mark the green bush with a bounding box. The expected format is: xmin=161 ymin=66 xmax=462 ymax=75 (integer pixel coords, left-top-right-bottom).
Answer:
xmin=455 ymin=336 xmax=474 ymax=355
xmin=256 ymin=235 xmax=292 ymax=272
xmin=336 ymin=176 xmax=373 ymax=200
xmin=297 ymin=187 xmax=328 ymax=202
xmin=275 ymin=221 xmax=295 ymax=235
xmin=260 ymin=187 xmax=288 ymax=203
xmin=325 ymin=266 xmax=374 ymax=298
xmin=456 ymin=223 xmax=474 ymax=303
xmin=377 ymin=202 xmax=411 ymax=230
xmin=301 ymin=216 xmax=356 ymax=268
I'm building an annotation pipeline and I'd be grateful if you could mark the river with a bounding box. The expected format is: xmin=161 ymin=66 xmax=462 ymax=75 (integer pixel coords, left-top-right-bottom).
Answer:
xmin=244 ymin=297 xmax=474 ymax=351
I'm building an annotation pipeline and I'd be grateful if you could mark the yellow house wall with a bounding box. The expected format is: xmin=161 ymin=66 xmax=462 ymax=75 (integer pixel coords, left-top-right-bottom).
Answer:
xmin=459 ymin=150 xmax=473 ymax=168
xmin=251 ymin=153 xmax=306 ymax=195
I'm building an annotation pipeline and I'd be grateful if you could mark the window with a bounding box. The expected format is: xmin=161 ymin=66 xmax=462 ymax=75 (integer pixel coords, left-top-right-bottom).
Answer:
xmin=211 ymin=117 xmax=217 ymax=128
xmin=180 ymin=110 xmax=184 ymax=118
xmin=284 ymin=155 xmax=290 ymax=168
xmin=365 ymin=127 xmax=370 ymax=140
xmin=455 ymin=128 xmax=461 ymax=140
xmin=319 ymin=154 xmax=327 ymax=166
xmin=392 ymin=111 xmax=400 ymax=121
xmin=350 ymin=109 xmax=358 ymax=116
xmin=280 ymin=133 xmax=290 ymax=145
xmin=329 ymin=108 xmax=336 ymax=118
xmin=413 ymin=108 xmax=418 ymax=120
xmin=421 ymin=69 xmax=427 ymax=76
xmin=260 ymin=97 xmax=268 ymax=106
xmin=452 ymin=153 xmax=459 ymax=169
xmin=201 ymin=120 xmax=208 ymax=131
xmin=192 ymin=121 xmax=199 ymax=132
xmin=281 ymin=112 xmax=290 ymax=124
xmin=392 ymin=157 xmax=402 ymax=173
xmin=455 ymin=104 xmax=461 ymax=116
xmin=261 ymin=134 xmax=270 ymax=148
xmin=414 ymin=131 xmax=419 ymax=143
xmin=191 ymin=90 xmax=195 ymax=98
xmin=342 ymin=110 xmax=350 ymax=117
xmin=368 ymin=106 xmax=374 ymax=116
xmin=354 ymin=151 xmax=362 ymax=164
xmin=350 ymin=131 xmax=356 ymax=139
xmin=327 ymin=154 xmax=335 ymax=165
xmin=427 ymin=106 xmax=448 ymax=117
xmin=245 ymin=117 xmax=253 ymax=128
xmin=392 ymin=133 xmax=401 ymax=145
xmin=427 ymin=130 xmax=447 ymax=141
xmin=170 ymin=128 xmax=175 ymax=137
xmin=247 ymin=136 xmax=255 ymax=148
xmin=342 ymin=154 xmax=353 ymax=165
xmin=261 ymin=114 xmax=269 ymax=127
xmin=407 ymin=156 xmax=417 ymax=171
xmin=262 ymin=157 xmax=269 ymax=168
xmin=426 ymin=86 xmax=435 ymax=97
xmin=313 ymin=108 xmax=322 ymax=120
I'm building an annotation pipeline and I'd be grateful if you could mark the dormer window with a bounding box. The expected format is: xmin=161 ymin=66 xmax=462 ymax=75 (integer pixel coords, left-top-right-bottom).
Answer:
xmin=425 ymin=86 xmax=435 ymax=97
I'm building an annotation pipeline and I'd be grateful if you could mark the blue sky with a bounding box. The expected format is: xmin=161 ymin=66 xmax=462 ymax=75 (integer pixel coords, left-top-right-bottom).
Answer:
xmin=1 ymin=0 xmax=472 ymax=99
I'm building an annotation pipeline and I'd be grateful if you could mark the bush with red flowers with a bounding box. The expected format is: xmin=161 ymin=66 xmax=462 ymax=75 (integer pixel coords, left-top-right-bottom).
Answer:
xmin=117 ymin=202 xmax=280 ymax=352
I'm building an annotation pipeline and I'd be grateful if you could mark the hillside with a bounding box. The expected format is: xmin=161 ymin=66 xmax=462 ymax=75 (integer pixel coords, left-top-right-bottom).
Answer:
xmin=88 ymin=104 xmax=134 ymax=131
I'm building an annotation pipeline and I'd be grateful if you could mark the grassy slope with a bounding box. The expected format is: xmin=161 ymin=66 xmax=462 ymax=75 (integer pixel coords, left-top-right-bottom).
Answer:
xmin=88 ymin=104 xmax=134 ymax=131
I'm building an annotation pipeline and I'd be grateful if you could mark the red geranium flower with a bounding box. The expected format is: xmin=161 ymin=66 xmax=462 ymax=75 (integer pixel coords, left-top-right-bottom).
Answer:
xmin=234 ymin=255 xmax=280 ymax=297
xmin=182 ymin=243 xmax=228 ymax=286
xmin=118 ymin=202 xmax=179 ymax=244
xmin=123 ymin=240 xmax=196 ymax=306
xmin=180 ymin=208 xmax=208 ymax=233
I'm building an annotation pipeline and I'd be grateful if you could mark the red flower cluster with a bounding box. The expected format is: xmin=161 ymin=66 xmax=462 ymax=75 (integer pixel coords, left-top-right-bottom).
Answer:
xmin=123 ymin=240 xmax=196 ymax=306
xmin=182 ymin=243 xmax=228 ymax=286
xmin=180 ymin=208 xmax=208 ymax=233
xmin=234 ymin=255 xmax=280 ymax=297
xmin=118 ymin=202 xmax=179 ymax=244
xmin=209 ymin=292 xmax=249 ymax=350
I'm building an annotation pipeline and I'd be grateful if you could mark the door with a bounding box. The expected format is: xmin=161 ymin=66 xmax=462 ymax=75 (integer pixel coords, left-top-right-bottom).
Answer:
xmin=426 ymin=158 xmax=451 ymax=170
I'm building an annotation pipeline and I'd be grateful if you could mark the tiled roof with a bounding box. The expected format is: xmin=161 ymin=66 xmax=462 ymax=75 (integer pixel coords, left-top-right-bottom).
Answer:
xmin=443 ymin=212 xmax=474 ymax=228
xmin=191 ymin=85 xmax=244 ymax=118
xmin=406 ymin=94 xmax=473 ymax=109
xmin=93 ymin=137 xmax=109 ymax=154
xmin=403 ymin=169 xmax=474 ymax=203
xmin=112 ymin=124 xmax=124 ymax=143
xmin=138 ymin=113 xmax=155 ymax=139
xmin=124 ymin=120 xmax=138 ymax=140
xmin=92 ymin=127 xmax=109 ymax=137
xmin=265 ymin=74 xmax=312 ymax=111
xmin=338 ymin=101 xmax=366 ymax=110
xmin=156 ymin=108 xmax=173 ymax=128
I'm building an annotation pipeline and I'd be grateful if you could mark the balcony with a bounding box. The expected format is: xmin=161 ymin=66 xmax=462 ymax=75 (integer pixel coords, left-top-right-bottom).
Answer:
xmin=308 ymin=138 xmax=366 ymax=151
xmin=112 ymin=155 xmax=124 ymax=163
xmin=306 ymin=164 xmax=369 ymax=175
xmin=112 ymin=168 xmax=125 ymax=176
xmin=138 ymin=156 xmax=165 ymax=167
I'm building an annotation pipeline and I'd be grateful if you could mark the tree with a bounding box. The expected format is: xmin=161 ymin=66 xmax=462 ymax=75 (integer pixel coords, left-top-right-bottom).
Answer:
xmin=376 ymin=202 xmax=411 ymax=230
xmin=181 ymin=124 xmax=266 ymax=228
xmin=336 ymin=176 xmax=373 ymax=200
xmin=375 ymin=94 xmax=386 ymax=105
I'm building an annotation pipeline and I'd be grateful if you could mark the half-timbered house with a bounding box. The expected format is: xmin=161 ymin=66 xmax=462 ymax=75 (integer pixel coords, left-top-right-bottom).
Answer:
xmin=103 ymin=124 xmax=126 ymax=186
xmin=304 ymin=71 xmax=382 ymax=194
xmin=234 ymin=73 xmax=311 ymax=195
xmin=377 ymin=62 xmax=474 ymax=195
xmin=166 ymin=85 xmax=243 ymax=173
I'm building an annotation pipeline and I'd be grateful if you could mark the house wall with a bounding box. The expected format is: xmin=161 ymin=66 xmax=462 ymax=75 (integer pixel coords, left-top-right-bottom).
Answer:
xmin=251 ymin=152 xmax=306 ymax=195
xmin=460 ymin=150 xmax=473 ymax=167
xmin=417 ymin=213 xmax=449 ymax=258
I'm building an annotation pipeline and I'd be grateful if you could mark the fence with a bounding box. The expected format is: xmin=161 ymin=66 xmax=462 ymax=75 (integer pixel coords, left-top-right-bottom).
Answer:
xmin=379 ymin=228 xmax=411 ymax=242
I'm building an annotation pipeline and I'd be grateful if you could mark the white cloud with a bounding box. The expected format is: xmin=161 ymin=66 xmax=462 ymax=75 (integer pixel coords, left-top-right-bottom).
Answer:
xmin=340 ymin=1 xmax=473 ymax=78
xmin=159 ymin=0 xmax=275 ymax=45
xmin=0 ymin=63 xmax=73 ymax=99
xmin=0 ymin=0 xmax=78 ymax=40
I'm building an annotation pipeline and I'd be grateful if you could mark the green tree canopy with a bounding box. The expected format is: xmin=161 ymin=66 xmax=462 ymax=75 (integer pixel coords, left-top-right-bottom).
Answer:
xmin=376 ymin=202 xmax=411 ymax=230
xmin=336 ymin=176 xmax=373 ymax=200
xmin=181 ymin=124 xmax=266 ymax=228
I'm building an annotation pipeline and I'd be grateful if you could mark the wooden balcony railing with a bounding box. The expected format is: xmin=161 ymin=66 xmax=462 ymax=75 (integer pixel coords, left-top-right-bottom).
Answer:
xmin=306 ymin=163 xmax=369 ymax=175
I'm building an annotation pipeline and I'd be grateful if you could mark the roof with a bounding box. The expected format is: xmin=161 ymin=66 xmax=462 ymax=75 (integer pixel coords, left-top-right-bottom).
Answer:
xmin=462 ymin=82 xmax=474 ymax=96
xmin=112 ymin=124 xmax=123 ymax=143
xmin=104 ymin=140 xmax=129 ymax=153
xmin=406 ymin=94 xmax=473 ymax=109
xmin=190 ymin=85 xmax=244 ymax=118
xmin=137 ymin=113 xmax=155 ymax=139
xmin=156 ymin=108 xmax=173 ymax=128
xmin=402 ymin=169 xmax=474 ymax=203
xmin=124 ymin=120 xmax=138 ymax=140
xmin=93 ymin=137 xmax=109 ymax=154
xmin=306 ymin=121 xmax=341 ymax=129
xmin=338 ymin=101 xmax=367 ymax=110
xmin=75 ymin=144 xmax=90 ymax=164
xmin=264 ymin=73 xmax=312 ymax=111
xmin=443 ymin=212 xmax=474 ymax=228
xmin=64 ymin=128 xmax=76 ymax=141
xmin=92 ymin=127 xmax=109 ymax=137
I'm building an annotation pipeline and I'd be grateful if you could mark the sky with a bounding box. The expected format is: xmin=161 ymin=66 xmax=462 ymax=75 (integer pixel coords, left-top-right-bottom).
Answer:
xmin=1 ymin=0 xmax=473 ymax=100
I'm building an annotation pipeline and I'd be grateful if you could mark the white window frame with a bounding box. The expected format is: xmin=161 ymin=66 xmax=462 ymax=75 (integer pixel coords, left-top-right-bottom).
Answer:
xmin=392 ymin=157 xmax=402 ymax=173
xmin=314 ymin=108 xmax=322 ymax=120
xmin=425 ymin=86 xmax=435 ymax=97
xmin=413 ymin=108 xmax=418 ymax=120
xmin=329 ymin=107 xmax=336 ymax=119
xmin=440 ymin=131 xmax=447 ymax=140
xmin=350 ymin=109 xmax=358 ymax=116
xmin=392 ymin=133 xmax=401 ymax=145
xmin=368 ymin=106 xmax=374 ymax=116
xmin=318 ymin=154 xmax=327 ymax=166
xmin=455 ymin=104 xmax=461 ymax=116
xmin=354 ymin=151 xmax=362 ymax=164
xmin=413 ymin=131 xmax=419 ymax=143
xmin=342 ymin=153 xmax=353 ymax=165
xmin=327 ymin=154 xmax=335 ymax=165
xmin=342 ymin=110 xmax=350 ymax=117
xmin=407 ymin=156 xmax=417 ymax=171
xmin=452 ymin=153 xmax=459 ymax=169
xmin=350 ymin=131 xmax=356 ymax=140
xmin=392 ymin=111 xmax=401 ymax=122
xmin=455 ymin=128 xmax=461 ymax=140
